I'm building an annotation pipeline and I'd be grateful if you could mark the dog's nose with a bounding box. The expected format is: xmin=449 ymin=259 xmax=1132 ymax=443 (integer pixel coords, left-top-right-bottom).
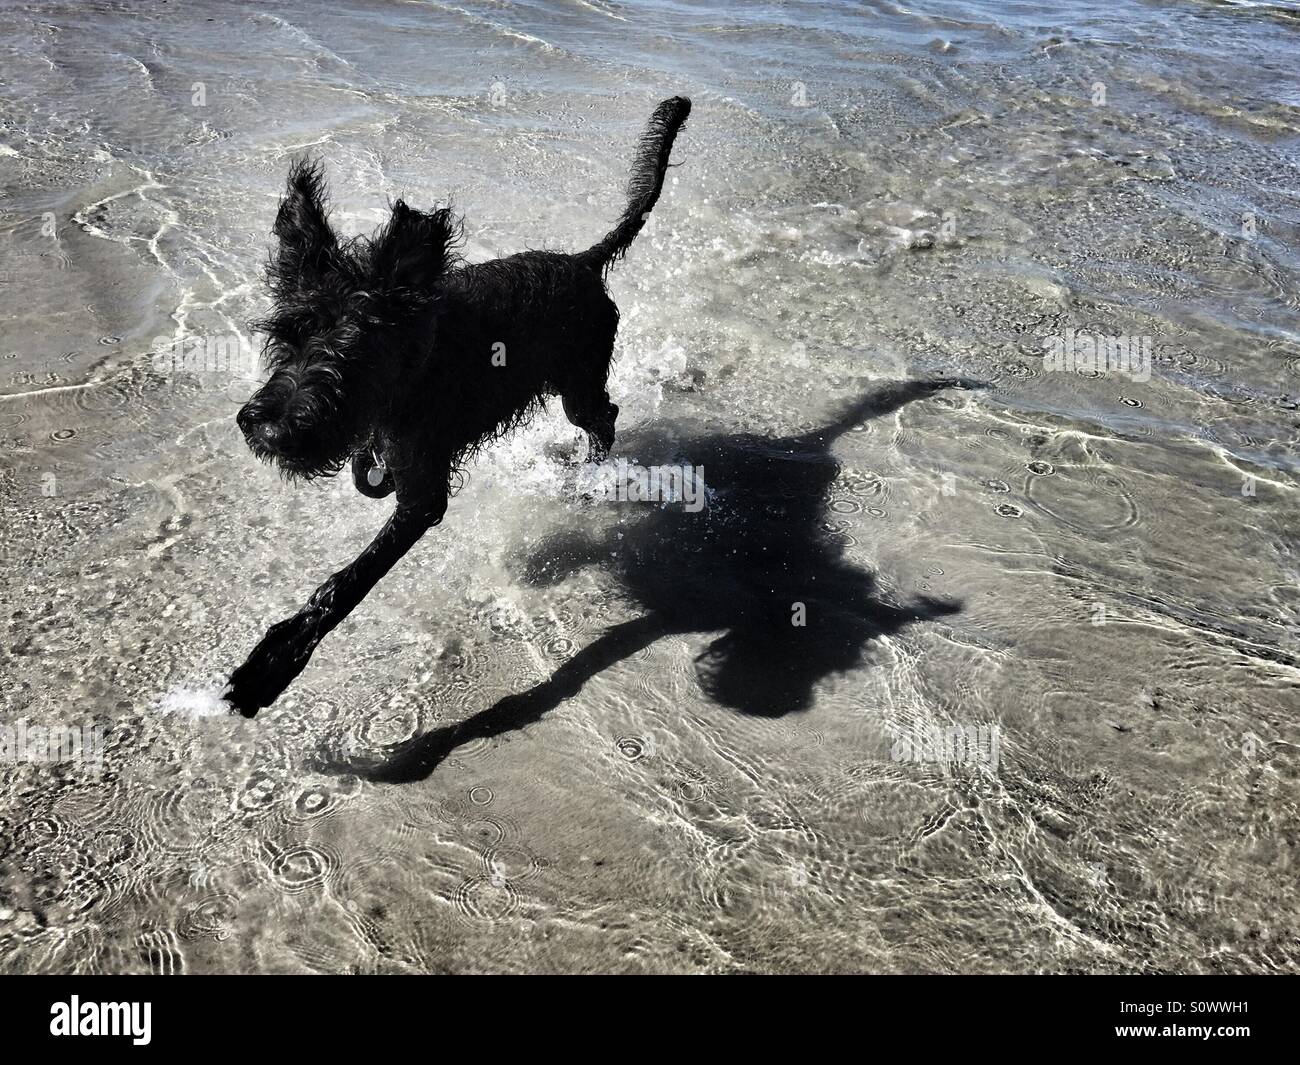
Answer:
xmin=238 ymin=405 xmax=287 ymax=452
xmin=256 ymin=422 xmax=286 ymax=449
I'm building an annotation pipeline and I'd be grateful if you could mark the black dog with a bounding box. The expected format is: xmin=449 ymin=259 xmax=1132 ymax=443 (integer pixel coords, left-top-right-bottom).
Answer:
xmin=224 ymin=96 xmax=692 ymax=717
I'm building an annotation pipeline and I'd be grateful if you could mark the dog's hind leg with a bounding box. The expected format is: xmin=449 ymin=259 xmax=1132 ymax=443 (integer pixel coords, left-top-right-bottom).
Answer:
xmin=560 ymin=305 xmax=619 ymax=463
xmin=223 ymin=482 xmax=447 ymax=717
xmin=562 ymin=386 xmax=619 ymax=464
xmin=562 ymin=389 xmax=618 ymax=464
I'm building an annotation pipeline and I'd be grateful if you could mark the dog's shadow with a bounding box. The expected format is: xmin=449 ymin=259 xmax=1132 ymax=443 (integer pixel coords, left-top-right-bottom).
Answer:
xmin=318 ymin=379 xmax=968 ymax=783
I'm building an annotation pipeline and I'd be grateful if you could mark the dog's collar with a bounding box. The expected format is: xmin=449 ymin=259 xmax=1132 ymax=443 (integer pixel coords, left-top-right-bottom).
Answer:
xmin=367 ymin=446 xmax=387 ymax=487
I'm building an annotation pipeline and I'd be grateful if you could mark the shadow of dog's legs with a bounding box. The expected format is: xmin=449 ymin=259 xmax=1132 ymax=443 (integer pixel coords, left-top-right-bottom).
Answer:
xmin=317 ymin=614 xmax=669 ymax=784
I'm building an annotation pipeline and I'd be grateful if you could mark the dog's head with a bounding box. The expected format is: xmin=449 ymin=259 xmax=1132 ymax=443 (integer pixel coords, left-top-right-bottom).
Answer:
xmin=237 ymin=157 xmax=460 ymax=479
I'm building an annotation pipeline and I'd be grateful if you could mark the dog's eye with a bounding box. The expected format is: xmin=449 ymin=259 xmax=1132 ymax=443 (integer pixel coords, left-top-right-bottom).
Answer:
xmin=257 ymin=312 xmax=310 ymax=348
xmin=300 ymin=337 xmax=329 ymax=360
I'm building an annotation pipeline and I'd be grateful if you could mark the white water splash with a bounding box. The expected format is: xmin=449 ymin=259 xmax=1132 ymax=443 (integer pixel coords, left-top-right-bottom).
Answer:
xmin=154 ymin=681 xmax=232 ymax=719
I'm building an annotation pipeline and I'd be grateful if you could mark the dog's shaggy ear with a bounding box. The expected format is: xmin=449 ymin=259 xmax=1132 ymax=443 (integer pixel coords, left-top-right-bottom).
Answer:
xmin=268 ymin=157 xmax=340 ymax=294
xmin=367 ymin=200 xmax=460 ymax=294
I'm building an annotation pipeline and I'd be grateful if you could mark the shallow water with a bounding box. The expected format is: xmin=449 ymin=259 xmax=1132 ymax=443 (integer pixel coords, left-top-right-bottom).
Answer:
xmin=1 ymin=0 xmax=1298 ymax=973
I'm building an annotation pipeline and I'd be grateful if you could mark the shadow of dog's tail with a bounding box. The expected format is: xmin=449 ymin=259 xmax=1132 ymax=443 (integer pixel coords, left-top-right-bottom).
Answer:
xmin=582 ymin=96 xmax=692 ymax=272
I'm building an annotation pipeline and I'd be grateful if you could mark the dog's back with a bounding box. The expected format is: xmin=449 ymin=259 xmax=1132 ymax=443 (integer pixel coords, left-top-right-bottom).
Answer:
xmin=415 ymin=97 xmax=693 ymax=464
xmin=420 ymin=250 xmax=619 ymax=457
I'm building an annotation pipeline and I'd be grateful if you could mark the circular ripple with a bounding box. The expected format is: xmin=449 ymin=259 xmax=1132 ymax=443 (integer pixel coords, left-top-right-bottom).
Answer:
xmin=273 ymin=694 xmax=343 ymax=742
xmin=488 ymin=607 xmax=532 ymax=638
xmin=841 ymin=471 xmax=886 ymax=496
xmin=463 ymin=815 xmax=517 ymax=851
xmin=454 ymin=874 xmax=519 ymax=922
xmin=1026 ymin=461 xmax=1055 ymax=475
xmin=483 ymin=844 xmax=540 ymax=883
xmin=617 ymin=736 xmax=649 ymax=761
xmin=674 ymin=774 xmax=708 ymax=802
xmin=235 ymin=774 xmax=280 ymax=817
xmin=178 ymin=892 xmax=238 ymax=941
xmin=995 ymin=503 xmax=1023 ymax=518
xmin=1174 ymin=351 xmax=1227 ymax=377
xmin=49 ymin=427 xmax=77 ymax=443
xmin=74 ymin=381 xmax=133 ymax=414
xmin=438 ymin=642 xmax=488 ymax=676
xmin=266 ymin=843 xmax=337 ymax=894
xmin=468 ymin=785 xmax=494 ymax=806
xmin=985 ymin=479 xmax=1010 ymax=493
xmin=87 ymin=828 xmax=136 ymax=867
xmin=353 ymin=701 xmax=421 ymax=748
xmin=135 ymin=782 xmax=232 ymax=853
xmin=1120 ymin=396 xmax=1143 ymax=407
xmin=287 ymin=786 xmax=335 ymax=823
xmin=18 ymin=816 xmax=66 ymax=852
xmin=829 ymin=497 xmax=862 ymax=514
xmin=544 ymin=635 xmax=575 ymax=659
xmin=1025 ymin=459 xmax=1140 ymax=535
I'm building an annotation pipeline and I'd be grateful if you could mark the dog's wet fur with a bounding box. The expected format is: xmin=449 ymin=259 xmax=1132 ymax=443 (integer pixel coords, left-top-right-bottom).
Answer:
xmin=225 ymin=96 xmax=692 ymax=716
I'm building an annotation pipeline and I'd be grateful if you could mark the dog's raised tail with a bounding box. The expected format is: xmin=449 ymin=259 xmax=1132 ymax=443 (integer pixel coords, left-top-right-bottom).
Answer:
xmin=584 ymin=96 xmax=691 ymax=272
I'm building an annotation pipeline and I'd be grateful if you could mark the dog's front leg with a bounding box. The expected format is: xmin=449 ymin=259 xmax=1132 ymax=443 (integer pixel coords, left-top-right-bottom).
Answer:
xmin=224 ymin=491 xmax=446 ymax=717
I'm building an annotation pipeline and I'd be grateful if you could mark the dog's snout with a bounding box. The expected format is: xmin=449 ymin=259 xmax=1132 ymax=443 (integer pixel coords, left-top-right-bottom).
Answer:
xmin=237 ymin=401 xmax=287 ymax=452
xmin=236 ymin=405 xmax=255 ymax=437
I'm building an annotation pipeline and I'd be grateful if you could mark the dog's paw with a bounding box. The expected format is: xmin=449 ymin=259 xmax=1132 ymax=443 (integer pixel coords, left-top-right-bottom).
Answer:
xmin=223 ymin=647 xmax=291 ymax=718
xmin=221 ymin=676 xmax=269 ymax=719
